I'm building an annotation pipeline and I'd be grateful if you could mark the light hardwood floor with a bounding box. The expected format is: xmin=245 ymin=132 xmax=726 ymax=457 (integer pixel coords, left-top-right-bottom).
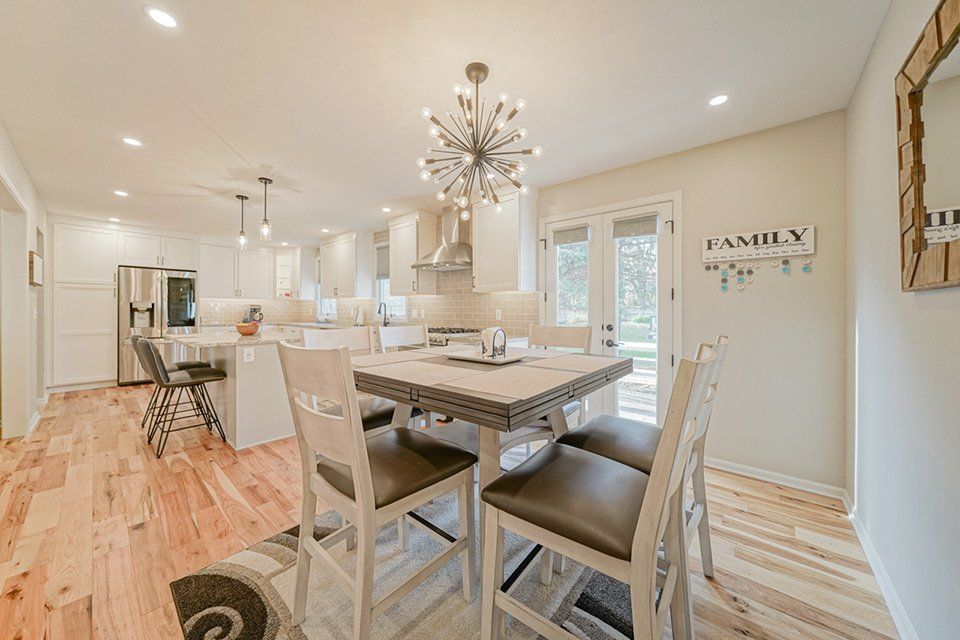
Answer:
xmin=0 ymin=386 xmax=897 ymax=639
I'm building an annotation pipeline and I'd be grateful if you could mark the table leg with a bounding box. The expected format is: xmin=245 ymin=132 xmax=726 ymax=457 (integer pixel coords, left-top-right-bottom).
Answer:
xmin=546 ymin=406 xmax=569 ymax=439
xmin=477 ymin=426 xmax=501 ymax=587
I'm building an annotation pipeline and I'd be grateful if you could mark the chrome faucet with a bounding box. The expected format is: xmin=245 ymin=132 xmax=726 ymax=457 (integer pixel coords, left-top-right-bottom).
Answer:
xmin=376 ymin=302 xmax=390 ymax=326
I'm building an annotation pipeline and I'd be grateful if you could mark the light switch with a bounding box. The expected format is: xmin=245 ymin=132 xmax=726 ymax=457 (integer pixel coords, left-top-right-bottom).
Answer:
xmin=243 ymin=347 xmax=255 ymax=363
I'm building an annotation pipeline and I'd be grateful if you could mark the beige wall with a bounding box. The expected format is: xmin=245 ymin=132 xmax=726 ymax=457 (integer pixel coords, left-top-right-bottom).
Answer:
xmin=846 ymin=0 xmax=959 ymax=637
xmin=539 ymin=111 xmax=847 ymax=488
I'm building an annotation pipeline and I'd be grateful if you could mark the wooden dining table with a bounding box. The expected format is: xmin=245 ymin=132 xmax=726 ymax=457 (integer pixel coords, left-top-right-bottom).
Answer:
xmin=351 ymin=343 xmax=634 ymax=550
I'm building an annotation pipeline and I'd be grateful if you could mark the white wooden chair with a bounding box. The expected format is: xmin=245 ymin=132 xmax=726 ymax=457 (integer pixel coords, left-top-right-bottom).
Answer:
xmin=303 ymin=326 xmax=377 ymax=354
xmin=557 ymin=335 xmax=730 ymax=578
xmin=277 ymin=342 xmax=478 ymax=639
xmin=479 ymin=344 xmax=717 ymax=640
xmin=375 ymin=324 xmax=433 ymax=428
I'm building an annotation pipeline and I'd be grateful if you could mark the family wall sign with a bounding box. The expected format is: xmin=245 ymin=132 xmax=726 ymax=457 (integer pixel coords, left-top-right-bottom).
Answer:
xmin=702 ymin=225 xmax=816 ymax=263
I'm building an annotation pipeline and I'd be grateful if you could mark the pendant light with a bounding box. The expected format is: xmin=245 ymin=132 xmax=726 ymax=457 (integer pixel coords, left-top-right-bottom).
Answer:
xmin=258 ymin=176 xmax=273 ymax=240
xmin=235 ymin=194 xmax=249 ymax=250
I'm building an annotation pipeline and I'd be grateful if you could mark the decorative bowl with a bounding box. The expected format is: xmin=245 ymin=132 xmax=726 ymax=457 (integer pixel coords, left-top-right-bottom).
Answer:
xmin=236 ymin=321 xmax=260 ymax=336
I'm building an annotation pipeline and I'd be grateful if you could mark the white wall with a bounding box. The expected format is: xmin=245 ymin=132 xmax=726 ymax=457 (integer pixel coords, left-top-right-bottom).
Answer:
xmin=0 ymin=117 xmax=47 ymax=435
xmin=539 ymin=111 xmax=848 ymax=489
xmin=846 ymin=0 xmax=960 ymax=637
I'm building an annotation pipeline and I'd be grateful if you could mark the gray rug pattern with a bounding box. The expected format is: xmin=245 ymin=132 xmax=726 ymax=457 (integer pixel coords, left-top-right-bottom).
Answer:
xmin=170 ymin=493 xmax=633 ymax=639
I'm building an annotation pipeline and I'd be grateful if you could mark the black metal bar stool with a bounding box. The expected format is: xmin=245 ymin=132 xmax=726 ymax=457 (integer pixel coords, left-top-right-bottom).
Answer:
xmin=133 ymin=337 xmax=227 ymax=457
xmin=131 ymin=336 xmax=211 ymax=430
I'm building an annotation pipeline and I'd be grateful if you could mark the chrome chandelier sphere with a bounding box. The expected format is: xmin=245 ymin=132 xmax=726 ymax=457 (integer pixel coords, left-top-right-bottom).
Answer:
xmin=417 ymin=62 xmax=541 ymax=221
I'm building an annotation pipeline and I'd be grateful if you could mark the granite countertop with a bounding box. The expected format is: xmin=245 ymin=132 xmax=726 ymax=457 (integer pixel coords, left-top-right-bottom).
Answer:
xmin=171 ymin=332 xmax=300 ymax=348
xmin=198 ymin=322 xmax=339 ymax=329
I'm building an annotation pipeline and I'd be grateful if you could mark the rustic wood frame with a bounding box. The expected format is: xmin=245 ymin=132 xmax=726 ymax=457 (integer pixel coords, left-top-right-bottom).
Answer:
xmin=897 ymin=0 xmax=960 ymax=291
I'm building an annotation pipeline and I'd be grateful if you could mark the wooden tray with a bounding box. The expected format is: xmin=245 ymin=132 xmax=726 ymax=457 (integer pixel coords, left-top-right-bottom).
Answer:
xmin=445 ymin=353 xmax=525 ymax=366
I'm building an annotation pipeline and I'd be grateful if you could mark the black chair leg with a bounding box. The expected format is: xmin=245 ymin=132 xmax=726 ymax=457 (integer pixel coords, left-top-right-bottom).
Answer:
xmin=155 ymin=388 xmax=184 ymax=458
xmin=142 ymin=384 xmax=160 ymax=429
xmin=198 ymin=384 xmax=227 ymax=442
xmin=147 ymin=388 xmax=172 ymax=443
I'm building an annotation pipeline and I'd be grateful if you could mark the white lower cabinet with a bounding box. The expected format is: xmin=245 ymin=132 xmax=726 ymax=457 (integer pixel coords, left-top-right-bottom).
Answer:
xmin=52 ymin=283 xmax=117 ymax=385
xmin=197 ymin=243 xmax=239 ymax=298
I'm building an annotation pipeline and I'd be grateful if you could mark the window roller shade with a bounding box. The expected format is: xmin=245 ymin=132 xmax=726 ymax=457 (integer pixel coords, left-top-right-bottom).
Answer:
xmin=612 ymin=215 xmax=657 ymax=239
xmin=375 ymin=245 xmax=389 ymax=280
xmin=553 ymin=225 xmax=589 ymax=246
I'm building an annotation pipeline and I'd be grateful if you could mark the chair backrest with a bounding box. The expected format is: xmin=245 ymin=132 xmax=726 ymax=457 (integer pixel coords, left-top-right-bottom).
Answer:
xmin=629 ymin=344 xmax=716 ymax=635
xmin=133 ymin=336 xmax=169 ymax=385
xmin=377 ymin=324 xmax=429 ymax=353
xmin=303 ymin=326 xmax=376 ymax=355
xmin=528 ymin=324 xmax=593 ymax=353
xmin=692 ymin=335 xmax=729 ymax=442
xmin=276 ymin=342 xmax=374 ymax=507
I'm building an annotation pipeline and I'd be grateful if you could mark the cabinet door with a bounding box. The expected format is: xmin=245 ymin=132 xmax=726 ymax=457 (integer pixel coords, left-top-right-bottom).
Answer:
xmin=53 ymin=283 xmax=117 ymax=385
xmin=54 ymin=224 xmax=118 ymax=284
xmin=389 ymin=221 xmax=418 ymax=295
xmin=161 ymin=237 xmax=196 ymax=270
xmin=335 ymin=238 xmax=356 ymax=297
xmin=472 ymin=196 xmax=520 ymax=292
xmin=319 ymin=244 xmax=337 ymax=298
xmin=197 ymin=243 xmax=238 ymax=298
xmin=238 ymin=248 xmax=274 ymax=299
xmin=119 ymin=231 xmax=162 ymax=267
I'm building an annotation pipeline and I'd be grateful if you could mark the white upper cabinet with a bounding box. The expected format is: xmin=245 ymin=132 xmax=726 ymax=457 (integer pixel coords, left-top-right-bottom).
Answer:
xmin=54 ymin=224 xmax=117 ymax=284
xmin=162 ymin=237 xmax=196 ymax=270
xmin=319 ymin=231 xmax=373 ymax=298
xmin=238 ymin=248 xmax=274 ymax=299
xmin=471 ymin=192 xmax=538 ymax=293
xmin=388 ymin=211 xmax=437 ymax=295
xmin=119 ymin=231 xmax=163 ymax=267
xmin=275 ymin=247 xmax=318 ymax=300
xmin=197 ymin=243 xmax=239 ymax=298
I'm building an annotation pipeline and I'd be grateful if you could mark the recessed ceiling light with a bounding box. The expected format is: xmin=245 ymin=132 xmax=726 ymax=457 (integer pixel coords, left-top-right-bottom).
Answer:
xmin=382 ymin=207 xmax=391 ymax=213
xmin=320 ymin=228 xmax=330 ymax=233
xmin=109 ymin=217 xmax=121 ymax=222
xmin=280 ymin=241 xmax=289 ymax=246
xmin=114 ymin=190 xmax=129 ymax=197
xmin=144 ymin=6 xmax=178 ymax=28
xmin=122 ymin=137 xmax=142 ymax=147
xmin=708 ymin=94 xmax=729 ymax=107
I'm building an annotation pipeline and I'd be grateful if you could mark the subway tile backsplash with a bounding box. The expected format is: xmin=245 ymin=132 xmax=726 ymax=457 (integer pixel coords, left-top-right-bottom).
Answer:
xmin=199 ymin=298 xmax=317 ymax=325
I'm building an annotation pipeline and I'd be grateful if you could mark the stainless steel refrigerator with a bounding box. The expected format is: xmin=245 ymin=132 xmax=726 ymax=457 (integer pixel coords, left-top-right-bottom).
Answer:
xmin=117 ymin=266 xmax=198 ymax=385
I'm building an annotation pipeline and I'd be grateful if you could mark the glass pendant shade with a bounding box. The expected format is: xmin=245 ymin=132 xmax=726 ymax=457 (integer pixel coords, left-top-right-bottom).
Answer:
xmin=259 ymin=219 xmax=271 ymax=240
xmin=258 ymin=177 xmax=273 ymax=241
xmin=235 ymin=194 xmax=249 ymax=250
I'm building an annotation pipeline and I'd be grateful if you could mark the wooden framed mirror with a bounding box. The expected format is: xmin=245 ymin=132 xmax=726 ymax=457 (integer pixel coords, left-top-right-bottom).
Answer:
xmin=896 ymin=0 xmax=960 ymax=291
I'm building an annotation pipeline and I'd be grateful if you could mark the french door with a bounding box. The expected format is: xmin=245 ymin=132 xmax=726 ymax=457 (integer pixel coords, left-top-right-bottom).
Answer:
xmin=545 ymin=202 xmax=674 ymax=425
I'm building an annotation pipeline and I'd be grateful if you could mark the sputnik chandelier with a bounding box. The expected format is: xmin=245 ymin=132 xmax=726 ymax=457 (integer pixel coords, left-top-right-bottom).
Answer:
xmin=417 ymin=62 xmax=542 ymax=221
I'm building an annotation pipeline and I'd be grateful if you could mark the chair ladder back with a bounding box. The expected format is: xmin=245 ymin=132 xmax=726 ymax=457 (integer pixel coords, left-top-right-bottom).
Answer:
xmin=291 ymin=397 xmax=355 ymax=466
xmin=377 ymin=324 xmax=429 ymax=352
xmin=302 ymin=326 xmax=376 ymax=354
xmin=691 ymin=335 xmax=730 ymax=442
xmin=527 ymin=324 xmax=593 ymax=353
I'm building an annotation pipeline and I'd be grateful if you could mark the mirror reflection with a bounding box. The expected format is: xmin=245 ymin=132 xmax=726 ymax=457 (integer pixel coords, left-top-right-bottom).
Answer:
xmin=923 ymin=46 xmax=960 ymax=244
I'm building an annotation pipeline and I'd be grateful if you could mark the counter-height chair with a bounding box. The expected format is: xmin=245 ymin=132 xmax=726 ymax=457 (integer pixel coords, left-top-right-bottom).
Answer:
xmin=376 ymin=324 xmax=433 ymax=428
xmin=557 ymin=335 xmax=729 ymax=578
xmin=302 ymin=327 xmax=421 ymax=435
xmin=423 ymin=324 xmax=592 ymax=466
xmin=478 ymin=345 xmax=716 ymax=640
xmin=277 ymin=342 xmax=478 ymax=639
xmin=133 ymin=337 xmax=227 ymax=457
xmin=131 ymin=335 xmax=210 ymax=430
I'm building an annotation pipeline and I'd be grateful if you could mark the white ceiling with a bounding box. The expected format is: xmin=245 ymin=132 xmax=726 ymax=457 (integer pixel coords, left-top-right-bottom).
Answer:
xmin=0 ymin=0 xmax=890 ymax=244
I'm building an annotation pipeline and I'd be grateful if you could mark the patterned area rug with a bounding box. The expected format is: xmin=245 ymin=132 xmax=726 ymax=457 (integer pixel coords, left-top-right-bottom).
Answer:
xmin=170 ymin=493 xmax=634 ymax=639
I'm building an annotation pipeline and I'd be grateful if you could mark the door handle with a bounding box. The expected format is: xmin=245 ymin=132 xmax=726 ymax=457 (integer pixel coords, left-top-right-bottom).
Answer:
xmin=412 ymin=280 xmax=416 ymax=292
xmin=605 ymin=339 xmax=620 ymax=348
xmin=604 ymin=323 xmax=614 ymax=332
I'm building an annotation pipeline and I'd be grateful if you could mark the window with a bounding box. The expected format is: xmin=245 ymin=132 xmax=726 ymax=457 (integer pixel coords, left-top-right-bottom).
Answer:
xmin=318 ymin=296 xmax=337 ymax=321
xmin=376 ymin=244 xmax=406 ymax=319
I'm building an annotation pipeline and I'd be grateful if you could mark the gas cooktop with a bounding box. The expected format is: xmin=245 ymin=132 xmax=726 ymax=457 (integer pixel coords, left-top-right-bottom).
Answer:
xmin=427 ymin=327 xmax=480 ymax=334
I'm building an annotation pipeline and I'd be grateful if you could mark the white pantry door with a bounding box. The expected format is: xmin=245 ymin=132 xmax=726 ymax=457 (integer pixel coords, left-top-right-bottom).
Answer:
xmin=545 ymin=202 xmax=674 ymax=425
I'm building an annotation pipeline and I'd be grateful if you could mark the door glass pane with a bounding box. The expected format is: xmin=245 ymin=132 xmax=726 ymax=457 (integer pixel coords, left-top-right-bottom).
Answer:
xmin=166 ymin=277 xmax=196 ymax=327
xmin=615 ymin=231 xmax=657 ymax=423
xmin=555 ymin=240 xmax=589 ymax=327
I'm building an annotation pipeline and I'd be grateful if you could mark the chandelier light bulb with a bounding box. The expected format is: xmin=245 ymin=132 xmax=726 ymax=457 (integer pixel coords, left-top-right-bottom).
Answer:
xmin=495 ymin=204 xmax=503 ymax=212
xmin=462 ymin=85 xmax=473 ymax=98
xmin=486 ymin=172 xmax=494 ymax=180
xmin=460 ymin=209 xmax=471 ymax=221
xmin=417 ymin=157 xmax=426 ymax=168
xmin=420 ymin=170 xmax=431 ymax=182
xmin=518 ymin=162 xmax=528 ymax=174
xmin=515 ymin=98 xmax=527 ymax=111
xmin=428 ymin=125 xmax=440 ymax=138
xmin=498 ymin=92 xmax=509 ymax=103
xmin=453 ymin=83 xmax=463 ymax=95
xmin=519 ymin=185 xmax=530 ymax=195
xmin=462 ymin=153 xmax=474 ymax=164
xmin=436 ymin=191 xmax=446 ymax=201
xmin=518 ymin=128 xmax=528 ymax=139
xmin=510 ymin=171 xmax=518 ymax=179
xmin=495 ymin=118 xmax=506 ymax=131
xmin=532 ymin=145 xmax=543 ymax=156
xmin=421 ymin=107 xmax=432 ymax=120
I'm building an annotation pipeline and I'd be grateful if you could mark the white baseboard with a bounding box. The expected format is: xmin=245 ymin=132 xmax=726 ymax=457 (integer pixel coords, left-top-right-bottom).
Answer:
xmin=27 ymin=411 xmax=41 ymax=435
xmin=844 ymin=501 xmax=919 ymax=640
xmin=47 ymin=380 xmax=116 ymax=394
xmin=703 ymin=456 xmax=847 ymax=500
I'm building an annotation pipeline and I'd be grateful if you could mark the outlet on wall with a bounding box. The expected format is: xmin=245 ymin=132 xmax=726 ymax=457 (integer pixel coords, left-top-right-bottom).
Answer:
xmin=243 ymin=347 xmax=255 ymax=363
xmin=495 ymin=309 xmax=502 ymax=320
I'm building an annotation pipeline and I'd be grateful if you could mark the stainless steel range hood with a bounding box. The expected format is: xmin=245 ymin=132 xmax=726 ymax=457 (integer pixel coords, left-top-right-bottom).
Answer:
xmin=412 ymin=209 xmax=472 ymax=272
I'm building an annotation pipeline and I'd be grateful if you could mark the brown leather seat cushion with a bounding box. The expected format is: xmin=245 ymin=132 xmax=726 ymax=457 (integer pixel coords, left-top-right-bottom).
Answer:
xmin=316 ymin=428 xmax=478 ymax=508
xmin=556 ymin=414 xmax=660 ymax=474
xmin=166 ymin=367 xmax=227 ymax=386
xmin=165 ymin=360 xmax=209 ymax=373
xmin=320 ymin=395 xmax=419 ymax=432
xmin=481 ymin=443 xmax=649 ymax=560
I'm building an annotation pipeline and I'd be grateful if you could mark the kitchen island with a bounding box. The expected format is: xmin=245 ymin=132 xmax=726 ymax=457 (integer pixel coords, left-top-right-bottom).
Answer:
xmin=172 ymin=331 xmax=301 ymax=449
